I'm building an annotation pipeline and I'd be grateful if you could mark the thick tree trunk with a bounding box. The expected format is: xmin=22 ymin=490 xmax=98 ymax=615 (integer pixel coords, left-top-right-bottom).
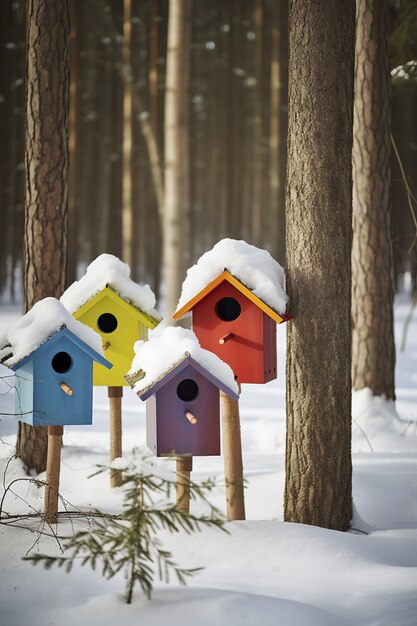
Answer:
xmin=17 ymin=0 xmax=70 ymax=474
xmin=285 ymin=1 xmax=355 ymax=530
xmin=352 ymin=0 xmax=395 ymax=400
xmin=163 ymin=0 xmax=192 ymax=317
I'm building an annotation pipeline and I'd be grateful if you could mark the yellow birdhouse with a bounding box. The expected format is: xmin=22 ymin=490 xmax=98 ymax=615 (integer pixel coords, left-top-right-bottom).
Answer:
xmin=61 ymin=255 xmax=161 ymax=387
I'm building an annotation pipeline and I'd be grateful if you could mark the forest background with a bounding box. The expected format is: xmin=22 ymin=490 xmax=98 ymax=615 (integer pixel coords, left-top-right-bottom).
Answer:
xmin=0 ymin=0 xmax=416 ymax=310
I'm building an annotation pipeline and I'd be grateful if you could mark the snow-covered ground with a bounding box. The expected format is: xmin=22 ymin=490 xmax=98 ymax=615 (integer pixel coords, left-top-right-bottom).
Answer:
xmin=0 ymin=294 xmax=416 ymax=626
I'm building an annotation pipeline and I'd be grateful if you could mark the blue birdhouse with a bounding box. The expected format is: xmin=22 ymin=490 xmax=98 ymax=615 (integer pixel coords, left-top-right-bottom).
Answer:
xmin=0 ymin=298 xmax=112 ymax=427
xmin=8 ymin=326 xmax=112 ymax=427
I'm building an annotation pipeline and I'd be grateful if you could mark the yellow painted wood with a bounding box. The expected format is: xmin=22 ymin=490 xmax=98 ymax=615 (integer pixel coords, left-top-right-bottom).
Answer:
xmin=173 ymin=270 xmax=286 ymax=324
xmin=72 ymin=286 xmax=159 ymax=386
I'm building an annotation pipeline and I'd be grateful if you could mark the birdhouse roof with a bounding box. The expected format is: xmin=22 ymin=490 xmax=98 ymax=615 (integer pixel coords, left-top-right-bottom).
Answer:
xmin=173 ymin=270 xmax=292 ymax=324
xmin=0 ymin=298 xmax=109 ymax=369
xmin=60 ymin=253 xmax=161 ymax=324
xmin=127 ymin=354 xmax=239 ymax=402
xmin=125 ymin=326 xmax=239 ymax=399
xmin=173 ymin=239 xmax=290 ymax=322
xmin=68 ymin=285 xmax=160 ymax=330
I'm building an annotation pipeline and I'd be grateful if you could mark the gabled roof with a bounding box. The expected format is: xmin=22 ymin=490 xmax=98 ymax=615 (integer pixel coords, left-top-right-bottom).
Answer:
xmin=127 ymin=353 xmax=239 ymax=402
xmin=173 ymin=270 xmax=293 ymax=324
xmin=73 ymin=285 xmax=160 ymax=329
xmin=8 ymin=326 xmax=112 ymax=372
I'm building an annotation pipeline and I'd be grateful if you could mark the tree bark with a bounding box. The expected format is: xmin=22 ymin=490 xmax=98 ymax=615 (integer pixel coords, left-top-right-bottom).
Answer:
xmin=285 ymin=1 xmax=355 ymax=530
xmin=66 ymin=0 xmax=81 ymax=287
xmin=163 ymin=0 xmax=192 ymax=317
xmin=17 ymin=0 xmax=70 ymax=474
xmin=269 ymin=1 xmax=287 ymax=266
xmin=352 ymin=0 xmax=395 ymax=400
xmin=122 ymin=0 xmax=134 ymax=270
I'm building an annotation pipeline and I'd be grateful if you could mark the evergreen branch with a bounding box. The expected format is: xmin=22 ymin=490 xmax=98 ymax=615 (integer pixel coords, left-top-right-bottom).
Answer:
xmin=23 ymin=449 xmax=227 ymax=603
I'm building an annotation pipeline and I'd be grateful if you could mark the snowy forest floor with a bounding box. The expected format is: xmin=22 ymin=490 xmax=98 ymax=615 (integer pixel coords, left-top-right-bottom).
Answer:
xmin=0 ymin=294 xmax=416 ymax=626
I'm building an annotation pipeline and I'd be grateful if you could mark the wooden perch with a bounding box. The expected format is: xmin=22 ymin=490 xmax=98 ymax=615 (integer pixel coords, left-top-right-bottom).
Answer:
xmin=219 ymin=332 xmax=234 ymax=345
xmin=185 ymin=411 xmax=197 ymax=425
xmin=60 ymin=382 xmax=73 ymax=396
xmin=102 ymin=341 xmax=111 ymax=351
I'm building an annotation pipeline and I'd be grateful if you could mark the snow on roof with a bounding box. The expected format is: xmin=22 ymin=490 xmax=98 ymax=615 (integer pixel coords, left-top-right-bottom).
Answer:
xmin=60 ymin=254 xmax=161 ymax=320
xmin=127 ymin=326 xmax=239 ymax=396
xmin=0 ymin=297 xmax=104 ymax=368
xmin=176 ymin=239 xmax=288 ymax=315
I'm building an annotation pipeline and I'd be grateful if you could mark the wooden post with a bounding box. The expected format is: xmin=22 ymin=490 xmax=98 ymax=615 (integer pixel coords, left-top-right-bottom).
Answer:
xmin=176 ymin=456 xmax=193 ymax=513
xmin=220 ymin=386 xmax=246 ymax=520
xmin=44 ymin=425 xmax=63 ymax=523
xmin=108 ymin=386 xmax=123 ymax=488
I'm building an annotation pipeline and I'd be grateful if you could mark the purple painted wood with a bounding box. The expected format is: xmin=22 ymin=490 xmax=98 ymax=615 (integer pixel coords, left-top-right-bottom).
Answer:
xmin=144 ymin=362 xmax=221 ymax=457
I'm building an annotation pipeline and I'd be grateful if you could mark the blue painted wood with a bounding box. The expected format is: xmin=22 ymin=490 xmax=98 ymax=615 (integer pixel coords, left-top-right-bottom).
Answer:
xmin=11 ymin=327 xmax=111 ymax=427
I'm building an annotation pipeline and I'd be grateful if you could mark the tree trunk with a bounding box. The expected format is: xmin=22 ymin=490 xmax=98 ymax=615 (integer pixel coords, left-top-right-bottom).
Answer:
xmin=269 ymin=1 xmax=287 ymax=266
xmin=163 ymin=0 xmax=192 ymax=317
xmin=67 ymin=0 xmax=81 ymax=287
xmin=251 ymin=0 xmax=263 ymax=247
xmin=17 ymin=0 xmax=70 ymax=474
xmin=352 ymin=0 xmax=395 ymax=400
xmin=122 ymin=0 xmax=134 ymax=269
xmin=285 ymin=1 xmax=355 ymax=530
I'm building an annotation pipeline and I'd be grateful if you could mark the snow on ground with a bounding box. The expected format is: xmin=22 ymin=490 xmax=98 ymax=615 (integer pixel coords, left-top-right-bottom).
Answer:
xmin=0 ymin=294 xmax=416 ymax=625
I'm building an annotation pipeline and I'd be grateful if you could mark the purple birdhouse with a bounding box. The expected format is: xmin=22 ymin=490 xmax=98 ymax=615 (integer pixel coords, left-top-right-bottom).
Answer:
xmin=125 ymin=328 xmax=239 ymax=457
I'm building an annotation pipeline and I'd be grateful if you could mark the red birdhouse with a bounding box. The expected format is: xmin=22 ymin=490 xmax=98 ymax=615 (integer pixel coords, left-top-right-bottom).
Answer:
xmin=173 ymin=270 xmax=292 ymax=384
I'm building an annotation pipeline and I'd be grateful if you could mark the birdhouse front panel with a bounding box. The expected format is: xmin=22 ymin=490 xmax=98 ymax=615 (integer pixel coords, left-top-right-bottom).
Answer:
xmin=146 ymin=363 xmax=221 ymax=457
xmin=74 ymin=292 xmax=147 ymax=386
xmin=192 ymin=281 xmax=277 ymax=384
xmin=29 ymin=333 xmax=95 ymax=427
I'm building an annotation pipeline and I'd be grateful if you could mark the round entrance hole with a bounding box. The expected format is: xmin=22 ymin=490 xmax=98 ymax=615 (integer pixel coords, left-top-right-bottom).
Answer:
xmin=51 ymin=351 xmax=73 ymax=374
xmin=215 ymin=297 xmax=241 ymax=322
xmin=97 ymin=312 xmax=118 ymax=333
xmin=176 ymin=379 xmax=199 ymax=402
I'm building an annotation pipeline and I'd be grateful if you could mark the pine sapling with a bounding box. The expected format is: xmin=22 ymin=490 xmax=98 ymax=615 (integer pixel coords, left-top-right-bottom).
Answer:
xmin=25 ymin=452 xmax=227 ymax=603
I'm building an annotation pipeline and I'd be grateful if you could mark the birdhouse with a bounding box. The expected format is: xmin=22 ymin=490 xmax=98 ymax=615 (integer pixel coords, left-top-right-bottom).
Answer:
xmin=173 ymin=240 xmax=292 ymax=384
xmin=61 ymin=255 xmax=161 ymax=386
xmin=0 ymin=299 xmax=112 ymax=427
xmin=67 ymin=285 xmax=160 ymax=386
xmin=173 ymin=270 xmax=292 ymax=384
xmin=125 ymin=328 xmax=239 ymax=457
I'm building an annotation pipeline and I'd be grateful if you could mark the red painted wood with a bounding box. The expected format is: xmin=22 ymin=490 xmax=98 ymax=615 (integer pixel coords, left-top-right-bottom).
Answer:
xmin=192 ymin=281 xmax=277 ymax=384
